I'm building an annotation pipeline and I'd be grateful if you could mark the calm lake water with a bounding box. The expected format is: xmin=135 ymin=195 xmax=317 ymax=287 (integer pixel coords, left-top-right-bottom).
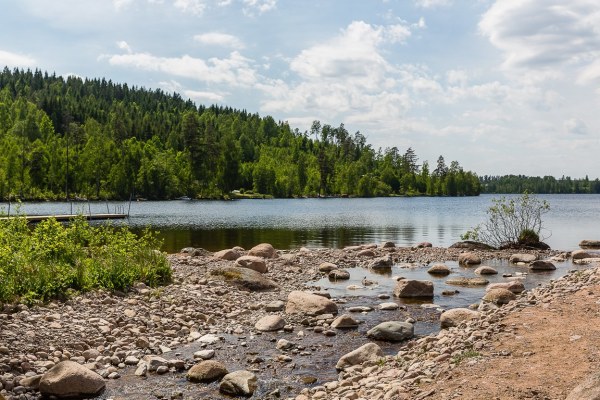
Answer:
xmin=2 ymin=194 xmax=599 ymax=253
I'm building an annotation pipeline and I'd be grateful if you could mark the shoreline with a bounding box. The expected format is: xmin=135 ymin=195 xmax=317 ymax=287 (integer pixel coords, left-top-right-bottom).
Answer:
xmin=0 ymin=244 xmax=596 ymax=400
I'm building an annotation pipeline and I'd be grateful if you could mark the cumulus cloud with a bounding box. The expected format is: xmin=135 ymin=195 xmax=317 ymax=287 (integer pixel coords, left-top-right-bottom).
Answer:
xmin=193 ymin=32 xmax=244 ymax=49
xmin=117 ymin=41 xmax=132 ymax=54
xmin=415 ymin=0 xmax=452 ymax=9
xmin=174 ymin=0 xmax=206 ymax=15
xmin=113 ymin=0 xmax=135 ymax=10
xmin=0 ymin=50 xmax=36 ymax=68
xmin=242 ymin=0 xmax=276 ymax=16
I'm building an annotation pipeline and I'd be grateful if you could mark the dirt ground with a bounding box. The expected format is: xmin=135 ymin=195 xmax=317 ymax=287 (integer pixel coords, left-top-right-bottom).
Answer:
xmin=420 ymin=280 xmax=600 ymax=400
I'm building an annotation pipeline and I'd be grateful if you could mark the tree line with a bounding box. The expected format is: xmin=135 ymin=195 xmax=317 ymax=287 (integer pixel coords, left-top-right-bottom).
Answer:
xmin=0 ymin=67 xmax=480 ymax=200
xmin=480 ymin=175 xmax=600 ymax=194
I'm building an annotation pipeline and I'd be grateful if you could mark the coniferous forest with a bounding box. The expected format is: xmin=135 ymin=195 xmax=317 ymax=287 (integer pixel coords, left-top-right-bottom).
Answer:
xmin=0 ymin=68 xmax=482 ymax=200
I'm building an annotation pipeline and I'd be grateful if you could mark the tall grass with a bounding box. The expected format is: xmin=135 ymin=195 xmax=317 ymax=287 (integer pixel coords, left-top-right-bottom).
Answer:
xmin=0 ymin=215 xmax=171 ymax=304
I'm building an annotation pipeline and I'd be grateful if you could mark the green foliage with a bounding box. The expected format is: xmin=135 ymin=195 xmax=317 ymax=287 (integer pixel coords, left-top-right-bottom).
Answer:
xmin=451 ymin=349 xmax=481 ymax=365
xmin=0 ymin=215 xmax=171 ymax=304
xmin=462 ymin=192 xmax=550 ymax=248
xmin=480 ymin=174 xmax=600 ymax=194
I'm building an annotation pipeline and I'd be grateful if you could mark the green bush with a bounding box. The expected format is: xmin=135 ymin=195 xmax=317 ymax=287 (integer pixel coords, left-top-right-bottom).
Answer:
xmin=0 ymin=215 xmax=171 ymax=304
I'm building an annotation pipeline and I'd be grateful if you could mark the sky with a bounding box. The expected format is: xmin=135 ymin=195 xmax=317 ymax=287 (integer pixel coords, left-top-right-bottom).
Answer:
xmin=1 ymin=0 xmax=599 ymax=178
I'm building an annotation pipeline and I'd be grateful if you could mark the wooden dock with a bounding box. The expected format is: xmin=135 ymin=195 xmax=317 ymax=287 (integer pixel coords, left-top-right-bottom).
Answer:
xmin=0 ymin=214 xmax=127 ymax=222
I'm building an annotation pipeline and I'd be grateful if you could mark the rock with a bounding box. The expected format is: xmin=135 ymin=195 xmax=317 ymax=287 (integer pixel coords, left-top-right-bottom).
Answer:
xmin=187 ymin=360 xmax=228 ymax=383
xmin=255 ymin=315 xmax=286 ymax=332
xmin=335 ymin=343 xmax=384 ymax=370
xmin=445 ymin=277 xmax=489 ymax=287
xmin=440 ymin=308 xmax=481 ymax=328
xmin=248 ymin=243 xmax=278 ymax=258
xmin=368 ymin=254 xmax=393 ymax=269
xmin=580 ymin=240 xmax=600 ymax=249
xmin=487 ymin=281 xmax=525 ymax=294
xmin=427 ymin=264 xmax=451 ymax=275
xmin=318 ymin=262 xmax=338 ymax=273
xmin=285 ymin=291 xmax=338 ymax=315
xmin=415 ymin=242 xmax=432 ymax=248
xmin=381 ymin=241 xmax=396 ymax=248
xmin=529 ymin=260 xmax=556 ymax=271
xmin=458 ymin=252 xmax=482 ymax=265
xmin=235 ymin=255 xmax=268 ymax=273
xmin=357 ymin=249 xmax=376 ymax=257
xmin=572 ymin=249 xmax=595 ymax=260
xmin=208 ymin=266 xmax=279 ymax=291
xmin=378 ymin=302 xmax=399 ymax=310
xmin=482 ymin=288 xmax=517 ymax=305
xmin=219 ymin=370 xmax=257 ymax=397
xmin=328 ymin=269 xmax=350 ymax=280
xmin=393 ymin=280 xmax=434 ymax=298
xmin=213 ymin=248 xmax=242 ymax=261
xmin=474 ymin=265 xmax=498 ymax=275
xmin=144 ymin=355 xmax=169 ymax=371
xmin=509 ymin=253 xmax=537 ymax=263
xmin=450 ymin=241 xmax=495 ymax=250
xmin=331 ymin=314 xmax=359 ymax=329
xmin=265 ymin=300 xmax=285 ymax=312
xmin=566 ymin=372 xmax=600 ymax=399
xmin=276 ymin=338 xmax=293 ymax=350
xmin=194 ymin=350 xmax=215 ymax=360
xmin=366 ymin=321 xmax=414 ymax=342
xmin=197 ymin=334 xmax=221 ymax=344
xmin=39 ymin=361 xmax=105 ymax=398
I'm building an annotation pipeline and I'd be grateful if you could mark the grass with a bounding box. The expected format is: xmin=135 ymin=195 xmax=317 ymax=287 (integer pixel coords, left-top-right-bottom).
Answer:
xmin=451 ymin=349 xmax=482 ymax=365
xmin=0 ymin=215 xmax=171 ymax=304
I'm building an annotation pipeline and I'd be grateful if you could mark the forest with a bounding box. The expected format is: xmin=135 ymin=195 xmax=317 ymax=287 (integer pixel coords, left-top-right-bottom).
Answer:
xmin=0 ymin=67 xmax=482 ymax=200
xmin=480 ymin=175 xmax=600 ymax=194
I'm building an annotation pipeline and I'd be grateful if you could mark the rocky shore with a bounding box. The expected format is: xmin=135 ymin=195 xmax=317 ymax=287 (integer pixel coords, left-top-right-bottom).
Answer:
xmin=1 ymin=242 xmax=598 ymax=400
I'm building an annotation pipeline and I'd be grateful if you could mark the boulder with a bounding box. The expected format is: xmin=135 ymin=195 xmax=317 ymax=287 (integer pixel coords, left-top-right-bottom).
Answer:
xmin=219 ymin=370 xmax=257 ymax=397
xmin=572 ymin=249 xmax=595 ymax=260
xmin=509 ymin=253 xmax=537 ymax=263
xmin=580 ymin=240 xmax=600 ymax=249
xmin=255 ymin=315 xmax=286 ymax=332
xmin=427 ymin=264 xmax=451 ymax=275
xmin=445 ymin=277 xmax=489 ymax=287
xmin=381 ymin=241 xmax=396 ymax=248
xmin=458 ymin=252 xmax=482 ymax=265
xmin=566 ymin=372 xmax=600 ymax=400
xmin=482 ymin=288 xmax=516 ymax=305
xmin=440 ymin=308 xmax=481 ymax=328
xmin=378 ymin=302 xmax=399 ymax=310
xmin=187 ymin=360 xmax=228 ymax=383
xmin=415 ymin=242 xmax=432 ymax=248
xmin=393 ymin=280 xmax=434 ymax=298
xmin=235 ymin=255 xmax=268 ymax=273
xmin=328 ymin=269 xmax=350 ymax=280
xmin=285 ymin=291 xmax=338 ymax=315
xmin=264 ymin=300 xmax=285 ymax=312
xmin=450 ymin=241 xmax=495 ymax=250
xmin=335 ymin=342 xmax=384 ymax=370
xmin=357 ymin=249 xmax=376 ymax=257
xmin=529 ymin=260 xmax=556 ymax=271
xmin=366 ymin=321 xmax=414 ymax=342
xmin=331 ymin=314 xmax=359 ymax=329
xmin=487 ymin=281 xmax=525 ymax=294
xmin=208 ymin=266 xmax=279 ymax=291
xmin=39 ymin=361 xmax=105 ymax=398
xmin=318 ymin=262 xmax=338 ymax=273
xmin=213 ymin=248 xmax=242 ymax=261
xmin=248 ymin=243 xmax=278 ymax=258
xmin=474 ymin=265 xmax=498 ymax=275
xmin=368 ymin=255 xmax=393 ymax=269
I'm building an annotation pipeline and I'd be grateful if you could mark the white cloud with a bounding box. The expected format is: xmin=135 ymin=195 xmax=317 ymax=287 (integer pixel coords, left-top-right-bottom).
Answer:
xmin=0 ymin=50 xmax=36 ymax=68
xmin=242 ymin=0 xmax=276 ymax=16
xmin=174 ymin=0 xmax=206 ymax=15
xmin=564 ymin=118 xmax=588 ymax=135
xmin=184 ymin=89 xmax=225 ymax=102
xmin=113 ymin=0 xmax=135 ymax=10
xmin=193 ymin=32 xmax=244 ymax=49
xmin=117 ymin=41 xmax=133 ymax=54
xmin=415 ymin=0 xmax=452 ymax=9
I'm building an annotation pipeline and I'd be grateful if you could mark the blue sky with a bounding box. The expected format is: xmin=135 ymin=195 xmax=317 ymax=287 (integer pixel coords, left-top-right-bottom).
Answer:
xmin=1 ymin=0 xmax=599 ymax=177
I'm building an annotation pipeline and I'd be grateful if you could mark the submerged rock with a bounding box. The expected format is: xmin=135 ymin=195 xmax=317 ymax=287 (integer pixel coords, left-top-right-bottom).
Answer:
xmin=458 ymin=252 xmax=482 ymax=265
xmin=393 ymin=280 xmax=434 ymax=298
xmin=427 ymin=263 xmax=451 ymax=275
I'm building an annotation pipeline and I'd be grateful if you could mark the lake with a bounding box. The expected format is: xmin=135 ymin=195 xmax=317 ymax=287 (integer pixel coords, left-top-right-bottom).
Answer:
xmin=1 ymin=194 xmax=598 ymax=253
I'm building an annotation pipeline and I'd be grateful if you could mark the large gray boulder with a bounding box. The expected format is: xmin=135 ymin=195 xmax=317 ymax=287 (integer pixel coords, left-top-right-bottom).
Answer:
xmin=213 ymin=248 xmax=242 ymax=261
xmin=529 ymin=260 xmax=556 ymax=271
xmin=235 ymin=255 xmax=267 ymax=273
xmin=474 ymin=266 xmax=498 ymax=275
xmin=39 ymin=361 xmax=105 ymax=398
xmin=208 ymin=266 xmax=279 ymax=291
xmin=393 ymin=280 xmax=434 ymax=298
xmin=458 ymin=252 xmax=482 ymax=265
xmin=255 ymin=315 xmax=285 ymax=332
xmin=580 ymin=240 xmax=600 ymax=249
xmin=509 ymin=253 xmax=537 ymax=263
xmin=572 ymin=249 xmax=595 ymax=260
xmin=487 ymin=281 xmax=525 ymax=294
xmin=219 ymin=370 xmax=257 ymax=397
xmin=440 ymin=308 xmax=481 ymax=329
xmin=285 ymin=291 xmax=338 ymax=315
xmin=368 ymin=255 xmax=393 ymax=269
xmin=366 ymin=321 xmax=414 ymax=342
xmin=328 ymin=269 xmax=350 ymax=280
xmin=335 ymin=342 xmax=384 ymax=370
xmin=331 ymin=314 xmax=359 ymax=329
xmin=187 ymin=360 xmax=228 ymax=383
xmin=318 ymin=262 xmax=338 ymax=273
xmin=248 ymin=243 xmax=278 ymax=258
xmin=482 ymin=288 xmax=516 ymax=305
xmin=427 ymin=263 xmax=451 ymax=275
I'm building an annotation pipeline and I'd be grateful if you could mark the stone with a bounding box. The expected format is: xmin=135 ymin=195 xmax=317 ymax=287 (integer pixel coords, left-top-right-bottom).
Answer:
xmin=427 ymin=264 xmax=451 ymax=275
xmin=357 ymin=249 xmax=376 ymax=257
xmin=213 ymin=248 xmax=242 ymax=261
xmin=318 ymin=262 xmax=338 ymax=273
xmin=219 ymin=370 xmax=257 ymax=397
xmin=331 ymin=314 xmax=359 ymax=329
xmin=193 ymin=350 xmax=215 ymax=360
xmin=450 ymin=241 xmax=494 ymax=250
xmin=474 ymin=266 xmax=498 ymax=275
xmin=366 ymin=321 xmax=414 ymax=342
xmin=265 ymin=300 xmax=285 ymax=312
xmin=458 ymin=252 xmax=482 ymax=265
xmin=509 ymin=253 xmax=537 ymax=263
xmin=144 ymin=355 xmax=169 ymax=371
xmin=285 ymin=291 xmax=338 ymax=315
xmin=368 ymin=255 xmax=393 ymax=269
xmin=255 ymin=315 xmax=286 ymax=332
xmin=187 ymin=360 xmax=228 ymax=383
xmin=394 ymin=280 xmax=434 ymax=298
xmin=415 ymin=242 xmax=432 ymax=248
xmin=335 ymin=343 xmax=384 ymax=370
xmin=566 ymin=372 xmax=600 ymax=399
xmin=381 ymin=241 xmax=396 ymax=248
xmin=248 ymin=243 xmax=278 ymax=258
xmin=580 ymin=240 xmax=600 ymax=249
xmin=445 ymin=277 xmax=489 ymax=287
xmin=482 ymin=288 xmax=517 ymax=305
xmin=39 ymin=361 xmax=105 ymax=397
xmin=529 ymin=260 xmax=556 ymax=271
xmin=572 ymin=249 xmax=595 ymax=260
xmin=235 ymin=255 xmax=268 ymax=273
xmin=208 ymin=266 xmax=279 ymax=291
xmin=276 ymin=339 xmax=293 ymax=350
xmin=328 ymin=269 xmax=350 ymax=280
xmin=440 ymin=308 xmax=481 ymax=328
xmin=198 ymin=334 xmax=221 ymax=344
xmin=487 ymin=281 xmax=525 ymax=294
xmin=378 ymin=302 xmax=399 ymax=310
